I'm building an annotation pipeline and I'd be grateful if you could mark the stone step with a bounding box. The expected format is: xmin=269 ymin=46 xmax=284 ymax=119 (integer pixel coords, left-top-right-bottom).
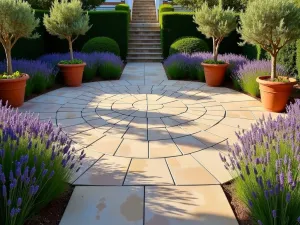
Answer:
xmin=129 ymin=30 xmax=160 ymax=35
xmin=132 ymin=15 xmax=156 ymax=19
xmin=130 ymin=23 xmax=160 ymax=28
xmin=129 ymin=43 xmax=161 ymax=48
xmin=128 ymin=47 xmax=162 ymax=53
xmin=132 ymin=12 xmax=156 ymax=16
xmin=130 ymin=34 xmax=160 ymax=39
xmin=129 ymin=38 xmax=160 ymax=43
xmin=129 ymin=26 xmax=160 ymax=31
xmin=132 ymin=19 xmax=158 ymax=23
xmin=127 ymin=56 xmax=163 ymax=62
xmin=128 ymin=52 xmax=162 ymax=57
xmin=133 ymin=3 xmax=155 ymax=6
xmin=132 ymin=18 xmax=157 ymax=22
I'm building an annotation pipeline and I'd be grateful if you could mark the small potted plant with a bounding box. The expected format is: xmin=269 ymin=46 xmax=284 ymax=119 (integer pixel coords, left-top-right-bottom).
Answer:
xmin=193 ymin=1 xmax=236 ymax=87
xmin=44 ymin=0 xmax=91 ymax=87
xmin=0 ymin=0 xmax=39 ymax=107
xmin=239 ymin=0 xmax=300 ymax=112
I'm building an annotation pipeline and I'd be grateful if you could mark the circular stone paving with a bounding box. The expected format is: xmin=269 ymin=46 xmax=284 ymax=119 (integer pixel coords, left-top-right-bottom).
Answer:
xmin=19 ymin=79 xmax=281 ymax=186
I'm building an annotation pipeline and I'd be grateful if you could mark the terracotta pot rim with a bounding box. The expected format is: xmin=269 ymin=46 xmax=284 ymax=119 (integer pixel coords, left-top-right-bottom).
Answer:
xmin=201 ymin=63 xmax=229 ymax=67
xmin=256 ymin=76 xmax=297 ymax=86
xmin=58 ymin=63 xmax=86 ymax=67
xmin=0 ymin=73 xmax=30 ymax=83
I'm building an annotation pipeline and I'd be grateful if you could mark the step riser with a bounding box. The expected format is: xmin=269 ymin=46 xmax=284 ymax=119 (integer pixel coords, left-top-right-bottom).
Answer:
xmin=128 ymin=49 xmax=162 ymax=53
xmin=130 ymin=23 xmax=160 ymax=27
xmin=132 ymin=20 xmax=158 ymax=23
xmin=128 ymin=53 xmax=162 ymax=58
xmin=129 ymin=27 xmax=160 ymax=31
xmin=129 ymin=35 xmax=160 ymax=39
xmin=130 ymin=31 xmax=160 ymax=35
xmin=129 ymin=44 xmax=161 ymax=48
xmin=129 ymin=40 xmax=160 ymax=44
xmin=127 ymin=58 xmax=163 ymax=62
xmin=132 ymin=16 xmax=156 ymax=19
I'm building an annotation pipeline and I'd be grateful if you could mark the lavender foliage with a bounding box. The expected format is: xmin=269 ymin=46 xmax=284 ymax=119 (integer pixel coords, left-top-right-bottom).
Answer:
xmin=221 ymin=100 xmax=300 ymax=225
xmin=0 ymin=59 xmax=56 ymax=96
xmin=39 ymin=52 xmax=123 ymax=81
xmin=232 ymin=60 xmax=288 ymax=97
xmin=0 ymin=102 xmax=84 ymax=225
xmin=164 ymin=52 xmax=248 ymax=82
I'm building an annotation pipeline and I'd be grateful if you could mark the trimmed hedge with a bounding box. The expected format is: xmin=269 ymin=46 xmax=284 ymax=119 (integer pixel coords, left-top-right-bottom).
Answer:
xmin=169 ymin=37 xmax=209 ymax=55
xmin=82 ymin=37 xmax=121 ymax=56
xmin=159 ymin=4 xmax=174 ymax=22
xmin=160 ymin=12 xmax=242 ymax=58
xmin=297 ymin=40 xmax=300 ymax=79
xmin=115 ymin=3 xmax=130 ymax=22
xmin=0 ymin=10 xmax=129 ymax=60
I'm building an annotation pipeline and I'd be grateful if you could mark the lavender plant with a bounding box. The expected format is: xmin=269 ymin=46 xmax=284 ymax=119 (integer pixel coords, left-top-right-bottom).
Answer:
xmin=233 ymin=60 xmax=288 ymax=97
xmin=98 ymin=53 xmax=123 ymax=80
xmin=220 ymin=100 xmax=300 ymax=225
xmin=0 ymin=60 xmax=56 ymax=96
xmin=0 ymin=102 xmax=85 ymax=225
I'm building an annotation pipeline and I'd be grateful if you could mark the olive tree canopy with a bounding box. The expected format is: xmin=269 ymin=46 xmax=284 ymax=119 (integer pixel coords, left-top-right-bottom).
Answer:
xmin=193 ymin=2 xmax=236 ymax=61
xmin=44 ymin=0 xmax=91 ymax=60
xmin=239 ymin=0 xmax=300 ymax=79
xmin=0 ymin=0 xmax=39 ymax=75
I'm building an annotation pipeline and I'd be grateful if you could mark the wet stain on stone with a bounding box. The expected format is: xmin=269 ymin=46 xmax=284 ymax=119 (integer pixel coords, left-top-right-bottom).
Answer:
xmin=96 ymin=197 xmax=106 ymax=220
xmin=120 ymin=194 xmax=143 ymax=222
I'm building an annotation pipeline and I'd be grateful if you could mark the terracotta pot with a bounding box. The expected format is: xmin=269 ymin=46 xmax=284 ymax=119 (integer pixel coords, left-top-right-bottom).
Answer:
xmin=58 ymin=63 xmax=86 ymax=87
xmin=201 ymin=63 xmax=229 ymax=87
xmin=256 ymin=76 xmax=297 ymax=112
xmin=0 ymin=74 xmax=29 ymax=107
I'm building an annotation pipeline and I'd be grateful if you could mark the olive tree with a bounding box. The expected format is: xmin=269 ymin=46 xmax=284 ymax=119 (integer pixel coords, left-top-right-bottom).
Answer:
xmin=193 ymin=2 xmax=236 ymax=61
xmin=173 ymin=0 xmax=248 ymax=11
xmin=27 ymin=0 xmax=104 ymax=10
xmin=44 ymin=0 xmax=91 ymax=61
xmin=0 ymin=0 xmax=39 ymax=75
xmin=239 ymin=0 xmax=300 ymax=80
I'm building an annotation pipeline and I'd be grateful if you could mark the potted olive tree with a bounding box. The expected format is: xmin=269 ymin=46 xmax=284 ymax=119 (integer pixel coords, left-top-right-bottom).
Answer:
xmin=239 ymin=0 xmax=300 ymax=112
xmin=44 ymin=0 xmax=91 ymax=87
xmin=193 ymin=1 xmax=236 ymax=87
xmin=0 ymin=0 xmax=39 ymax=107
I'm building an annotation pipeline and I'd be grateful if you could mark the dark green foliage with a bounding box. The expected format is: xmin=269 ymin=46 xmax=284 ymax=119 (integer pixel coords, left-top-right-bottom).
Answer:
xmin=297 ymin=40 xmax=300 ymax=79
xmin=159 ymin=4 xmax=174 ymax=22
xmin=203 ymin=59 xmax=226 ymax=64
xmin=276 ymin=41 xmax=297 ymax=77
xmin=82 ymin=37 xmax=120 ymax=56
xmin=242 ymin=44 xmax=268 ymax=60
xmin=0 ymin=11 xmax=129 ymax=60
xmin=98 ymin=62 xmax=122 ymax=80
xmin=83 ymin=65 xmax=97 ymax=81
xmin=115 ymin=3 xmax=130 ymax=11
xmin=27 ymin=0 xmax=105 ymax=10
xmin=160 ymin=12 xmax=242 ymax=58
xmin=59 ymin=59 xmax=84 ymax=64
xmin=169 ymin=37 xmax=209 ymax=55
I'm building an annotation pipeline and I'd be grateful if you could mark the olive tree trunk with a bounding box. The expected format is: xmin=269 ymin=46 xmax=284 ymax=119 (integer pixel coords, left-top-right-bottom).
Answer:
xmin=5 ymin=46 xmax=13 ymax=75
xmin=271 ymin=54 xmax=277 ymax=81
xmin=212 ymin=38 xmax=220 ymax=62
xmin=68 ymin=38 xmax=74 ymax=60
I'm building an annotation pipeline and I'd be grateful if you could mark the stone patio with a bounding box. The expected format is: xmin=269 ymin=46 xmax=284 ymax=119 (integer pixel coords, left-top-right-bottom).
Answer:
xmin=20 ymin=62 xmax=282 ymax=225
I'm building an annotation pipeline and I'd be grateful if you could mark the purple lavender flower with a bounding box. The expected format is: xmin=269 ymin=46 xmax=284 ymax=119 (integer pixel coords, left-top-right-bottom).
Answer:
xmin=7 ymin=199 xmax=12 ymax=206
xmin=17 ymin=198 xmax=22 ymax=207
xmin=286 ymin=192 xmax=291 ymax=203
xmin=2 ymin=185 xmax=7 ymax=197
xmin=272 ymin=210 xmax=276 ymax=218
xmin=258 ymin=220 xmax=263 ymax=225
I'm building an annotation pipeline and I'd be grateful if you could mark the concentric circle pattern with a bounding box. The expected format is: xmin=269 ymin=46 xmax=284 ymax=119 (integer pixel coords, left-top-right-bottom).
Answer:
xmin=20 ymin=80 xmax=269 ymax=161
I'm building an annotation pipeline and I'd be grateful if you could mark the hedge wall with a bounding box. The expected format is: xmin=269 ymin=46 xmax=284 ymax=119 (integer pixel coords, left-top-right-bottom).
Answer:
xmin=0 ymin=10 xmax=129 ymax=60
xmin=160 ymin=12 xmax=242 ymax=58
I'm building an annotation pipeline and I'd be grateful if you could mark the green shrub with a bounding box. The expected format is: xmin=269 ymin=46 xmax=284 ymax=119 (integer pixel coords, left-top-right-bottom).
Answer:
xmin=297 ymin=40 xmax=300 ymax=80
xmin=83 ymin=64 xmax=97 ymax=81
xmin=82 ymin=37 xmax=121 ymax=56
xmin=169 ymin=37 xmax=209 ymax=55
xmin=115 ymin=3 xmax=130 ymax=11
xmin=98 ymin=62 xmax=122 ymax=80
xmin=159 ymin=4 xmax=174 ymax=22
xmin=276 ymin=41 xmax=297 ymax=77
xmin=27 ymin=0 xmax=105 ymax=10
xmin=160 ymin=12 xmax=241 ymax=58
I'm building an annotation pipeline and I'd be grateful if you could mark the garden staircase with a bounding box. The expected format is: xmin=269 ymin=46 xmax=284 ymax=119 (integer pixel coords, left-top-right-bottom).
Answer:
xmin=127 ymin=0 xmax=163 ymax=62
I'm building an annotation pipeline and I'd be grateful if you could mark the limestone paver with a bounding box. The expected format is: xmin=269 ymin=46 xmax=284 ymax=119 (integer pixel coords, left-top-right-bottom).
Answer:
xmin=173 ymin=136 xmax=207 ymax=154
xmin=145 ymin=186 xmax=239 ymax=225
xmin=149 ymin=139 xmax=182 ymax=158
xmin=124 ymin=159 xmax=174 ymax=185
xmin=74 ymin=155 xmax=131 ymax=185
xmin=167 ymin=155 xmax=219 ymax=185
xmin=88 ymin=136 xmax=123 ymax=155
xmin=116 ymin=139 xmax=149 ymax=158
xmin=60 ymin=186 xmax=144 ymax=225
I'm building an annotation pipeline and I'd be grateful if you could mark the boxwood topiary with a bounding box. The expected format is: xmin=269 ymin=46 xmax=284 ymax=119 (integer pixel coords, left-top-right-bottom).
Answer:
xmin=115 ymin=3 xmax=130 ymax=11
xmin=169 ymin=37 xmax=209 ymax=55
xmin=82 ymin=37 xmax=121 ymax=56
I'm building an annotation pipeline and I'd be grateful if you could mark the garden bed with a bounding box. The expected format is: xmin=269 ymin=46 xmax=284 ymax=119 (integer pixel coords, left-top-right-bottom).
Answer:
xmin=25 ymin=186 xmax=74 ymax=225
xmin=222 ymin=182 xmax=253 ymax=225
